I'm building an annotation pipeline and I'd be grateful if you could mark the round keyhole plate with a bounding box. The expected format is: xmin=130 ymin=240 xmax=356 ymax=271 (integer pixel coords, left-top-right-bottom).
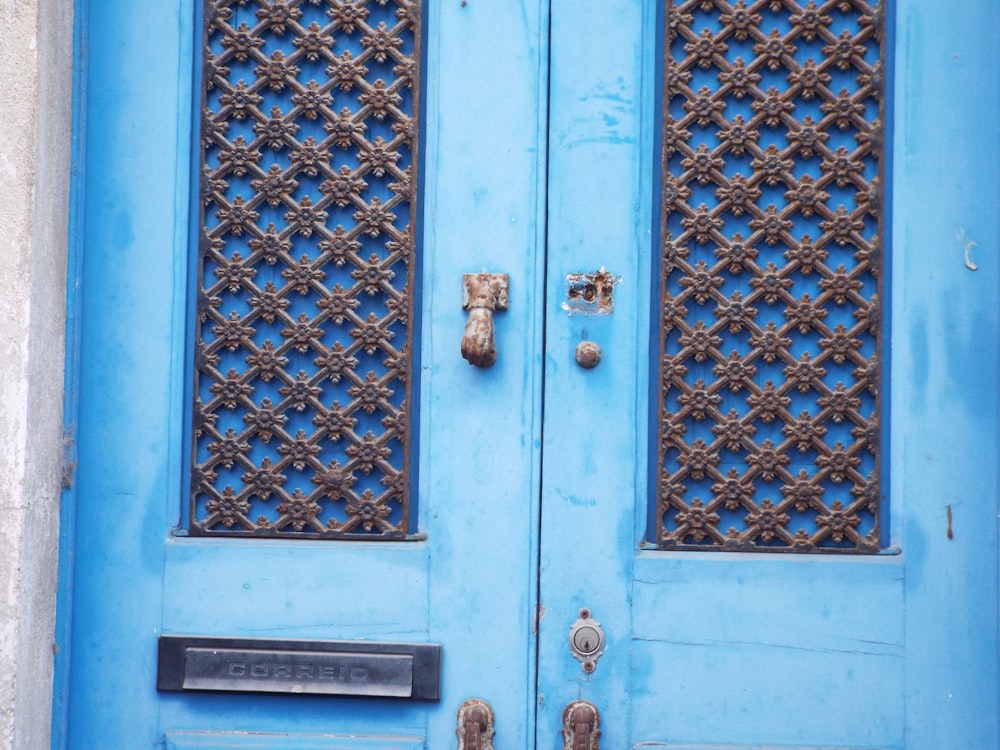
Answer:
xmin=572 ymin=625 xmax=601 ymax=655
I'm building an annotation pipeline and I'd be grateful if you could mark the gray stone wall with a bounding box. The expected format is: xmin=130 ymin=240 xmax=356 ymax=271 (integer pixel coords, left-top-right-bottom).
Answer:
xmin=0 ymin=0 xmax=73 ymax=746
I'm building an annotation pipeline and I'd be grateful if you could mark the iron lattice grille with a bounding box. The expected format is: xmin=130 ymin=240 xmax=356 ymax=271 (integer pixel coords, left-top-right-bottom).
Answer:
xmin=657 ymin=0 xmax=883 ymax=552
xmin=192 ymin=0 xmax=420 ymax=538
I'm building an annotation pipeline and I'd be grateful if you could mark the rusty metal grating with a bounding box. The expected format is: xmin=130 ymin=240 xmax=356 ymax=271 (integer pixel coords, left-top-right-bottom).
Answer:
xmin=191 ymin=0 xmax=421 ymax=538
xmin=656 ymin=0 xmax=884 ymax=551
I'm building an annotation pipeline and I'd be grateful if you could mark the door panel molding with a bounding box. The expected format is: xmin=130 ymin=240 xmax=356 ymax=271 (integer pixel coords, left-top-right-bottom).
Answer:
xmin=165 ymin=731 xmax=424 ymax=749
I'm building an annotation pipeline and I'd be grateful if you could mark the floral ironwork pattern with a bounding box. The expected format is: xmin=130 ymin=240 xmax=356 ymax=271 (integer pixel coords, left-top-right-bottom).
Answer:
xmin=192 ymin=0 xmax=420 ymax=537
xmin=657 ymin=0 xmax=883 ymax=551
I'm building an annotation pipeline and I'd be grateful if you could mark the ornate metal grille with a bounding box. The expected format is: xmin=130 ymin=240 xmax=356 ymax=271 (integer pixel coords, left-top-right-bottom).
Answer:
xmin=656 ymin=0 xmax=883 ymax=552
xmin=191 ymin=0 xmax=420 ymax=538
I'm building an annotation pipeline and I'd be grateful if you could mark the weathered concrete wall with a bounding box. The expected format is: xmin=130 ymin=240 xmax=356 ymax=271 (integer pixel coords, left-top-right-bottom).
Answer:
xmin=0 ymin=0 xmax=72 ymax=746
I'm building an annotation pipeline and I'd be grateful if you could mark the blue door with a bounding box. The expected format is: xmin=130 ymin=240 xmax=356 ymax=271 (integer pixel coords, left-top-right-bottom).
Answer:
xmin=537 ymin=1 xmax=1000 ymax=748
xmin=57 ymin=0 xmax=999 ymax=748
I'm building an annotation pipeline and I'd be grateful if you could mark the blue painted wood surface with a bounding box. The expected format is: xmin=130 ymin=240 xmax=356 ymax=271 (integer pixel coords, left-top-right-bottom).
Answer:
xmin=58 ymin=0 xmax=546 ymax=746
xmin=537 ymin=0 xmax=653 ymax=745
xmin=539 ymin=0 xmax=999 ymax=748
xmin=57 ymin=0 xmax=1000 ymax=747
xmin=892 ymin=2 xmax=1000 ymax=747
xmin=165 ymin=731 xmax=423 ymax=749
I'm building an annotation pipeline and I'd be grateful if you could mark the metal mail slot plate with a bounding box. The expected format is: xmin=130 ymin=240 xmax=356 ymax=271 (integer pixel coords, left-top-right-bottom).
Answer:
xmin=184 ymin=648 xmax=412 ymax=697
xmin=157 ymin=636 xmax=441 ymax=700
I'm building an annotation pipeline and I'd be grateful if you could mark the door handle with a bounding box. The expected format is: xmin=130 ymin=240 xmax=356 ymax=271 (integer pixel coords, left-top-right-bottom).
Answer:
xmin=456 ymin=698 xmax=495 ymax=749
xmin=562 ymin=700 xmax=600 ymax=750
xmin=461 ymin=273 xmax=508 ymax=368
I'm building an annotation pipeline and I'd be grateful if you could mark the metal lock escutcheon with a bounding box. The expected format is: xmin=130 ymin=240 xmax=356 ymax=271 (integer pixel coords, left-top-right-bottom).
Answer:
xmin=568 ymin=608 xmax=605 ymax=673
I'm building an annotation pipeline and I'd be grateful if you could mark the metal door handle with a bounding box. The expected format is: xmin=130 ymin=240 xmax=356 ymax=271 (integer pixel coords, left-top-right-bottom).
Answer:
xmin=456 ymin=698 xmax=495 ymax=749
xmin=461 ymin=273 xmax=508 ymax=368
xmin=562 ymin=700 xmax=600 ymax=750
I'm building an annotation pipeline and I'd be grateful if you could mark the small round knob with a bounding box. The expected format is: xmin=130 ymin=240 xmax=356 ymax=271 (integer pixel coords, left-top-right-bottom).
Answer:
xmin=575 ymin=341 xmax=602 ymax=369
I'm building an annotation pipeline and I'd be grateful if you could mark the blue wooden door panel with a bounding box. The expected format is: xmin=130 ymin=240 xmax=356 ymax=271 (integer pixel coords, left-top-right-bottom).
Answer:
xmin=164 ymin=732 xmax=423 ymax=749
xmin=892 ymin=2 xmax=1000 ymax=746
xmin=418 ymin=0 xmax=547 ymax=745
xmin=631 ymin=746 xmax=894 ymax=750
xmin=536 ymin=0 xmax=654 ymax=745
xmin=630 ymin=556 xmax=904 ymax=746
xmin=160 ymin=542 xmax=429 ymax=639
xmin=61 ymin=0 xmax=194 ymax=745
xmin=61 ymin=0 xmax=547 ymax=746
xmin=538 ymin=1 xmax=999 ymax=748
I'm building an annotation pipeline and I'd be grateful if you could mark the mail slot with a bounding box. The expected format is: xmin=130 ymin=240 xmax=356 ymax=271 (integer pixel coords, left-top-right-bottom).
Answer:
xmin=157 ymin=636 xmax=441 ymax=700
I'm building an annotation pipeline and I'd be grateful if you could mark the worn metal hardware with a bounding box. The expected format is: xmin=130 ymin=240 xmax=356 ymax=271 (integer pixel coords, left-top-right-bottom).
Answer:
xmin=562 ymin=269 xmax=619 ymax=314
xmin=157 ymin=636 xmax=441 ymax=700
xmin=568 ymin=608 xmax=605 ymax=673
xmin=456 ymin=698 xmax=495 ymax=750
xmin=461 ymin=273 xmax=509 ymax=368
xmin=656 ymin=0 xmax=884 ymax=553
xmin=191 ymin=0 xmax=422 ymax=538
xmin=574 ymin=341 xmax=602 ymax=369
xmin=562 ymin=700 xmax=601 ymax=750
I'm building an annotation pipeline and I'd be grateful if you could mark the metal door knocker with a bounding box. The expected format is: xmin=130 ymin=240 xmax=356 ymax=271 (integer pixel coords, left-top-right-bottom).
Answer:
xmin=461 ymin=273 xmax=509 ymax=368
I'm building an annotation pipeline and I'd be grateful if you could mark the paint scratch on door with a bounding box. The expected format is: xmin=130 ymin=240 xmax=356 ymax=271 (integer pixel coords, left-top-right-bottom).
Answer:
xmin=955 ymin=227 xmax=978 ymax=271
xmin=532 ymin=603 xmax=547 ymax=635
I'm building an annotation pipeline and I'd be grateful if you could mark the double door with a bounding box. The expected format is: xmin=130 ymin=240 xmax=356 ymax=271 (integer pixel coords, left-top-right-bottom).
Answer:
xmin=58 ymin=0 xmax=1000 ymax=748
